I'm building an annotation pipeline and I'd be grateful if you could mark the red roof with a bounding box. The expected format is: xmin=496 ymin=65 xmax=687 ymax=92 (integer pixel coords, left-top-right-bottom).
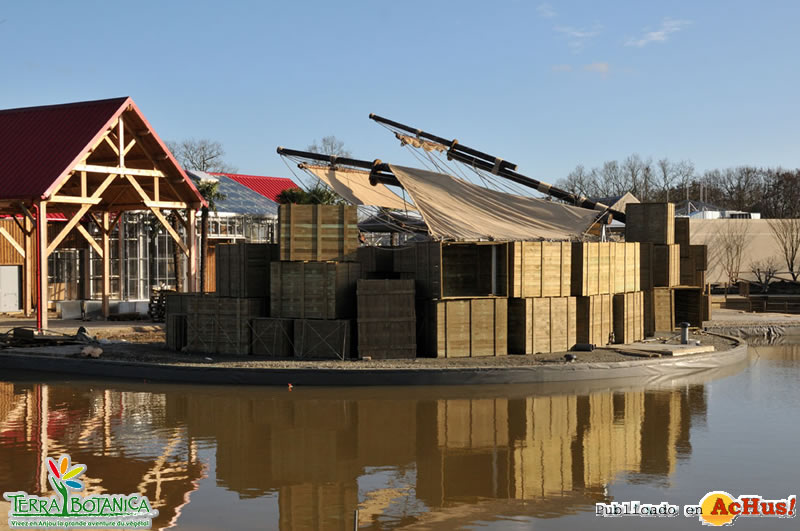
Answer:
xmin=0 ymin=97 xmax=129 ymax=200
xmin=213 ymin=173 xmax=299 ymax=203
xmin=0 ymin=96 xmax=205 ymax=207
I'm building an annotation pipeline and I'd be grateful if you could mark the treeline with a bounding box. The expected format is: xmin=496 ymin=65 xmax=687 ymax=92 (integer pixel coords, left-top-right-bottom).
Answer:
xmin=556 ymin=154 xmax=800 ymax=218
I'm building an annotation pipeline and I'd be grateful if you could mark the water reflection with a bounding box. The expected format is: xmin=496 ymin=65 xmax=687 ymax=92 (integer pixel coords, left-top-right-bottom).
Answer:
xmin=0 ymin=360 xmax=749 ymax=530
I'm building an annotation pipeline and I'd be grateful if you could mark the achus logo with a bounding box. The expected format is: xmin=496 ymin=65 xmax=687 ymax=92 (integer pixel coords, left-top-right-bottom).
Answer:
xmin=4 ymin=454 xmax=158 ymax=529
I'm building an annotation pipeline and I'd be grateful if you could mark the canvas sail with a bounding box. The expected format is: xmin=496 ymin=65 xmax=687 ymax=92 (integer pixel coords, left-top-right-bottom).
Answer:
xmin=304 ymin=164 xmax=413 ymax=211
xmin=388 ymin=164 xmax=599 ymax=241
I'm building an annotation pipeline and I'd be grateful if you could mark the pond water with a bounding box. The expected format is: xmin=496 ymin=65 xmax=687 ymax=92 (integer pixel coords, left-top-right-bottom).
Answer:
xmin=0 ymin=345 xmax=797 ymax=530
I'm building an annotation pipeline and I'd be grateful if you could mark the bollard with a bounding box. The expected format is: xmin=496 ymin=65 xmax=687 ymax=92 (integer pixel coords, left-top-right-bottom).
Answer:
xmin=679 ymin=322 xmax=690 ymax=345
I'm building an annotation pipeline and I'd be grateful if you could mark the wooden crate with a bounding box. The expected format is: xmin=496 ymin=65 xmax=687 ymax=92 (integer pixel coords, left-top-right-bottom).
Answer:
xmin=186 ymin=296 xmax=268 ymax=355
xmin=572 ymin=242 xmax=615 ymax=296
xmin=357 ymin=279 xmax=416 ymax=359
xmin=644 ymin=287 xmax=675 ymax=336
xmin=278 ymin=204 xmax=358 ymax=262
xmin=426 ymin=298 xmax=507 ymax=358
xmin=690 ymin=244 xmax=708 ymax=271
xmin=270 ymin=261 xmax=361 ymax=319
xmin=653 ymin=244 xmax=680 ymax=287
xmin=293 ymin=319 xmax=353 ymax=359
xmin=357 ymin=245 xmax=396 ymax=277
xmin=508 ymin=297 xmax=576 ymax=354
xmin=613 ymin=292 xmax=644 ymax=344
xmin=166 ymin=313 xmax=187 ymax=351
xmin=215 ymin=243 xmax=278 ymax=297
xmin=250 ymin=318 xmax=293 ymax=357
xmin=675 ymin=287 xmax=704 ymax=327
xmin=625 ymin=203 xmax=675 ymax=244
xmin=576 ymin=294 xmax=613 ymax=346
xmin=395 ymin=241 xmax=508 ymax=299
xmin=612 ymin=242 xmax=640 ymax=293
xmin=674 ymin=217 xmax=691 ymax=255
xmin=509 ymin=242 xmax=571 ymax=298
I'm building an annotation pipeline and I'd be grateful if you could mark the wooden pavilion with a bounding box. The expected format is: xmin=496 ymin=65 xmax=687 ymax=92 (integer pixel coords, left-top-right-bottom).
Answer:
xmin=0 ymin=97 xmax=205 ymax=330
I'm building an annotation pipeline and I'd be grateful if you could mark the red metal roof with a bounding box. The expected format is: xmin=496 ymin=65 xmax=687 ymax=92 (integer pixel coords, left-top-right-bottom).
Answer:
xmin=213 ymin=173 xmax=299 ymax=203
xmin=0 ymin=97 xmax=129 ymax=200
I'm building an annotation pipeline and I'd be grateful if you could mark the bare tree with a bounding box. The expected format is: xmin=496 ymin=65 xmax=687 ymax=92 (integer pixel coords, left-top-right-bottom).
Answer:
xmin=717 ymin=220 xmax=751 ymax=285
xmin=166 ymin=138 xmax=235 ymax=292
xmin=656 ymin=158 xmax=676 ymax=201
xmin=674 ymin=160 xmax=695 ymax=202
xmin=308 ymin=136 xmax=351 ymax=158
xmin=558 ymin=164 xmax=593 ymax=198
xmin=167 ymin=138 xmax=237 ymax=173
xmin=769 ymin=218 xmax=800 ymax=281
xmin=622 ymin=154 xmax=644 ymax=198
xmin=750 ymin=257 xmax=780 ymax=292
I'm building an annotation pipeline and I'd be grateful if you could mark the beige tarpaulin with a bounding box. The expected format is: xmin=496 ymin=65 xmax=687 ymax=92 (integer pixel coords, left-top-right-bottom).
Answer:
xmin=388 ymin=165 xmax=599 ymax=241
xmin=304 ymin=164 xmax=413 ymax=211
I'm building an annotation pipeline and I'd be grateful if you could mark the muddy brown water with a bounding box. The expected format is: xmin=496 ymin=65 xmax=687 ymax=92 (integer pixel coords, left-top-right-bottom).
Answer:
xmin=0 ymin=345 xmax=797 ymax=530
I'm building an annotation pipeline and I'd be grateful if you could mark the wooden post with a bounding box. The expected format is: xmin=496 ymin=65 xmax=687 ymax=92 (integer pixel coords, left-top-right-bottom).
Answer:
xmin=37 ymin=201 xmax=48 ymax=331
xmin=23 ymin=215 xmax=33 ymax=316
xmin=187 ymin=207 xmax=197 ymax=292
xmin=101 ymin=212 xmax=110 ymax=318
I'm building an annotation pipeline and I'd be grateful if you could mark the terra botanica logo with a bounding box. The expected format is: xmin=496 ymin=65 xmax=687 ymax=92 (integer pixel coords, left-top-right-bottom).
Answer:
xmin=3 ymin=454 xmax=158 ymax=529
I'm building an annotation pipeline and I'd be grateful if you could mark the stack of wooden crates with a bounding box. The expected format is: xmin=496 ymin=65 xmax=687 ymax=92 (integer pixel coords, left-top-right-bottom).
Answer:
xmin=266 ymin=204 xmax=361 ymax=359
xmin=394 ymin=241 xmax=509 ymax=358
xmin=625 ymin=203 xmax=710 ymax=334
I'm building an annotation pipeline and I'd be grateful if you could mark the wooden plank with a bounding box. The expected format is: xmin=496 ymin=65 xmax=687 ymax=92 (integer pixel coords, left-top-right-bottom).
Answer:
xmin=74 ymin=164 xmax=166 ymax=178
xmin=357 ymin=279 xmax=416 ymax=359
xmin=0 ymin=226 xmax=24 ymax=258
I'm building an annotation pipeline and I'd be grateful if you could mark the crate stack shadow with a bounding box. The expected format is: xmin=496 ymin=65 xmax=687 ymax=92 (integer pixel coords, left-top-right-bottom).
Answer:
xmin=165 ymin=201 xmax=710 ymax=359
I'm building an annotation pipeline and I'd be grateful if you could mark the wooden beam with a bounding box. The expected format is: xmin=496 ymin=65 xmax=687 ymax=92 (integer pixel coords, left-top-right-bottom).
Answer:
xmin=187 ymin=208 xmax=197 ymax=292
xmin=37 ymin=201 xmax=48 ymax=331
xmin=123 ymin=138 xmax=136 ymax=156
xmin=118 ymin=117 xmax=125 ymax=168
xmin=145 ymin=200 xmax=189 ymax=210
xmin=75 ymin=224 xmax=103 ymax=257
xmin=48 ymin=196 xmax=102 ymax=205
xmin=81 ymin=171 xmax=87 ymax=197
xmin=124 ymin=174 xmax=151 ymax=202
xmin=74 ymin=164 xmax=166 ymax=178
xmin=153 ymin=176 xmax=159 ymax=202
xmin=46 ymin=173 xmax=117 ymax=255
xmin=23 ymin=215 xmax=33 ymax=316
xmin=151 ymin=207 xmax=188 ymax=255
xmin=103 ymin=136 xmax=119 ymax=155
xmin=0 ymin=226 xmax=24 ymax=258
xmin=102 ymin=211 xmax=110 ymax=318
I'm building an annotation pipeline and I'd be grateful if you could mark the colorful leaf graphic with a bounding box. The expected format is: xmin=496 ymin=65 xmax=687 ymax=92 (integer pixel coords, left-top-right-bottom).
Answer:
xmin=65 ymin=480 xmax=82 ymax=490
xmin=59 ymin=457 xmax=68 ymax=475
xmin=48 ymin=458 xmax=60 ymax=479
xmin=63 ymin=465 xmax=85 ymax=480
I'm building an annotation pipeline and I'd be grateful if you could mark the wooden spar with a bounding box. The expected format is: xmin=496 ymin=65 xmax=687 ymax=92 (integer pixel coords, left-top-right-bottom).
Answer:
xmin=446 ymin=150 xmax=625 ymax=222
xmin=369 ymin=113 xmax=519 ymax=172
xmin=277 ymin=145 xmax=622 ymax=221
xmin=369 ymin=114 xmax=625 ymax=222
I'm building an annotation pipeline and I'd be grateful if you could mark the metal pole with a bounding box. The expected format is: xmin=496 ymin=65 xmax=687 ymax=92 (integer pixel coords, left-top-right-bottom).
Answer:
xmin=353 ymin=509 xmax=359 ymax=530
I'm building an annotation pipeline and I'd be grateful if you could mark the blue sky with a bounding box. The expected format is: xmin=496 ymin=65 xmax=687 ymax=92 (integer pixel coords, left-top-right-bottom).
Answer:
xmin=2 ymin=1 xmax=799 ymax=183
